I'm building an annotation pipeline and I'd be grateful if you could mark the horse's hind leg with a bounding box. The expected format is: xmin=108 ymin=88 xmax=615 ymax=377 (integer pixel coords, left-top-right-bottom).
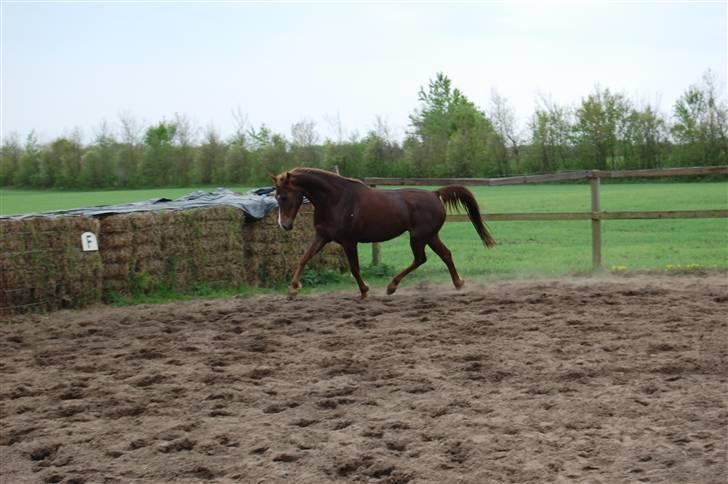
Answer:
xmin=387 ymin=238 xmax=427 ymax=295
xmin=428 ymin=235 xmax=465 ymax=289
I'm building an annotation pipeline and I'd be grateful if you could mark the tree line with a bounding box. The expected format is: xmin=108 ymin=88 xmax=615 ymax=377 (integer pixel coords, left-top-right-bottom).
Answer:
xmin=1 ymin=70 xmax=726 ymax=189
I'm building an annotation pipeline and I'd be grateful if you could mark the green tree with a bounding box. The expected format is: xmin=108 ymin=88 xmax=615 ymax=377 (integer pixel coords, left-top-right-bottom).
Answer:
xmin=322 ymin=136 xmax=365 ymax=179
xmin=117 ymin=113 xmax=143 ymax=186
xmin=402 ymin=134 xmax=426 ymax=176
xmin=0 ymin=134 xmax=23 ymax=186
xmin=141 ymin=121 xmax=177 ymax=186
xmin=623 ymin=105 xmax=669 ymax=169
xmin=671 ymin=70 xmax=728 ymax=166
xmin=224 ymin=133 xmax=252 ymax=184
xmin=363 ymin=117 xmax=405 ymax=177
xmin=408 ymin=72 xmax=465 ymax=175
xmin=489 ymin=89 xmax=522 ymax=175
xmin=407 ymin=72 xmax=498 ymax=176
xmin=15 ymin=132 xmax=43 ymax=187
xmin=290 ymin=118 xmax=321 ymax=168
xmin=446 ymin=100 xmax=496 ymax=177
xmin=525 ymin=99 xmax=574 ymax=173
xmin=47 ymin=132 xmax=85 ymax=188
xmin=80 ymin=128 xmax=117 ymax=187
xmin=574 ymin=87 xmax=631 ymax=170
xmin=363 ymin=132 xmax=389 ymax=176
xmin=197 ymin=125 xmax=227 ymax=185
xmin=255 ymin=133 xmax=290 ymax=181
xmin=173 ymin=113 xmax=197 ymax=186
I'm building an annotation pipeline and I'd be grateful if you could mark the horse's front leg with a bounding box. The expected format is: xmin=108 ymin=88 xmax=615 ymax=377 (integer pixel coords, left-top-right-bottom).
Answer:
xmin=289 ymin=233 xmax=328 ymax=296
xmin=341 ymin=241 xmax=369 ymax=299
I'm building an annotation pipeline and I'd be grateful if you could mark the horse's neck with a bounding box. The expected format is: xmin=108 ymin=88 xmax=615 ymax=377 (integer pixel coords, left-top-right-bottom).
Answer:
xmin=295 ymin=171 xmax=348 ymax=207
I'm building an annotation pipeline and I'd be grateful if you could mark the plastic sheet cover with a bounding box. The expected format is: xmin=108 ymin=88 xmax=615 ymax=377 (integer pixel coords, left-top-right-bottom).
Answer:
xmin=1 ymin=188 xmax=279 ymax=220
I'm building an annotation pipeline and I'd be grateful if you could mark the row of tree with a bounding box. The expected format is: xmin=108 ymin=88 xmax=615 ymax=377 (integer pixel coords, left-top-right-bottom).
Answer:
xmin=1 ymin=70 xmax=726 ymax=189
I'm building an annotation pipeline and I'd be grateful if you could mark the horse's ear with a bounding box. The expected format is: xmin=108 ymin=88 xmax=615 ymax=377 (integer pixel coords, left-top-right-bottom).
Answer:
xmin=285 ymin=172 xmax=291 ymax=182
xmin=269 ymin=173 xmax=277 ymax=183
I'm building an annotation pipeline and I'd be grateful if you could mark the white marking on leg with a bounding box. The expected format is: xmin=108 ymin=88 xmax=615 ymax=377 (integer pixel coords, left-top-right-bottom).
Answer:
xmin=278 ymin=209 xmax=283 ymax=229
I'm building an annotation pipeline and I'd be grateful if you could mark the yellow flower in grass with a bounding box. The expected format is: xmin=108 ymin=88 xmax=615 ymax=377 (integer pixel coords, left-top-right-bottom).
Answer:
xmin=666 ymin=263 xmax=703 ymax=271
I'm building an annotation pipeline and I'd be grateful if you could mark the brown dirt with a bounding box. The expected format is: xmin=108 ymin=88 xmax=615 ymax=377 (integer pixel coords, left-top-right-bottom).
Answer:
xmin=1 ymin=273 xmax=726 ymax=484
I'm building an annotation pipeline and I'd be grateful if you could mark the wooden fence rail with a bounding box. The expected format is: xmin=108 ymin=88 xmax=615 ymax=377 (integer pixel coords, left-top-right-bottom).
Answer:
xmin=365 ymin=166 xmax=728 ymax=270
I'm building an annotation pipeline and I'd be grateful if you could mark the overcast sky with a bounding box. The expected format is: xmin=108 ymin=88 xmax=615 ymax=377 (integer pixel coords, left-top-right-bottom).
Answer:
xmin=2 ymin=1 xmax=726 ymax=144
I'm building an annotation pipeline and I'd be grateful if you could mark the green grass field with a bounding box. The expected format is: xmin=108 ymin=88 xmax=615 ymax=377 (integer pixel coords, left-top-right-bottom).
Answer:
xmin=2 ymin=182 xmax=727 ymax=294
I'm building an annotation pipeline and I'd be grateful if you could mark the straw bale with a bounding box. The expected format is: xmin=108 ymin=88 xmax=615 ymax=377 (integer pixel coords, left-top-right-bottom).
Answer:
xmin=201 ymin=265 xmax=242 ymax=285
xmin=103 ymin=263 xmax=129 ymax=279
xmin=132 ymin=242 xmax=162 ymax=259
xmin=100 ymin=214 xmax=132 ymax=233
xmin=0 ymin=288 xmax=31 ymax=314
xmin=102 ymin=279 xmax=128 ymax=292
xmin=0 ymin=247 xmax=28 ymax=272
xmin=155 ymin=207 xmax=242 ymax=288
xmin=25 ymin=217 xmax=54 ymax=232
xmin=132 ymin=258 xmax=163 ymax=283
xmin=128 ymin=211 xmax=160 ymax=230
xmin=155 ymin=210 xmax=181 ymax=225
xmin=1 ymin=266 xmax=33 ymax=288
xmin=129 ymin=212 xmax=161 ymax=236
xmin=0 ymin=220 xmax=30 ymax=252
xmin=0 ymin=215 xmax=103 ymax=313
xmin=0 ymin=238 xmax=25 ymax=253
xmin=99 ymin=248 xmax=132 ymax=264
xmin=98 ymin=214 xmax=135 ymax=295
xmin=58 ymin=216 xmax=103 ymax=309
xmin=200 ymin=253 xmax=230 ymax=267
xmin=0 ymin=218 xmax=23 ymax=236
xmin=99 ymin=231 xmax=132 ymax=249
xmin=239 ymin=206 xmax=349 ymax=287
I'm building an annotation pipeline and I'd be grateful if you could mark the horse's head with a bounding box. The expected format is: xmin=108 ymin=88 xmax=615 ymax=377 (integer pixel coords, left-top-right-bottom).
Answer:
xmin=272 ymin=171 xmax=304 ymax=231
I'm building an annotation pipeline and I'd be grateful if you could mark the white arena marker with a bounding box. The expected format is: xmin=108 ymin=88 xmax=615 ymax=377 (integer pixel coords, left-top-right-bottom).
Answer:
xmin=81 ymin=232 xmax=99 ymax=251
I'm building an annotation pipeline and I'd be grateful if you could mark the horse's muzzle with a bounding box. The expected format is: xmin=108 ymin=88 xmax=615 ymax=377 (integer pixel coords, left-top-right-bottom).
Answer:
xmin=278 ymin=209 xmax=294 ymax=231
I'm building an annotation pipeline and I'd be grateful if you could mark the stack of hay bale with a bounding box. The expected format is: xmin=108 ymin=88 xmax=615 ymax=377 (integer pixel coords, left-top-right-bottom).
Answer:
xmin=1 ymin=202 xmax=348 ymax=314
xmin=99 ymin=207 xmax=248 ymax=294
xmin=242 ymin=204 xmax=347 ymax=286
xmin=0 ymin=216 xmax=102 ymax=313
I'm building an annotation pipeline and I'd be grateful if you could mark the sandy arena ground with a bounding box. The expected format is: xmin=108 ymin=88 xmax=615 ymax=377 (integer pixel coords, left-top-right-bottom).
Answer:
xmin=1 ymin=273 xmax=726 ymax=483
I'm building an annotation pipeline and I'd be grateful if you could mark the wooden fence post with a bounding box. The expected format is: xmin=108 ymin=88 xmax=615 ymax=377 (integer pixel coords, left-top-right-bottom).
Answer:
xmin=372 ymin=242 xmax=381 ymax=266
xmin=370 ymin=184 xmax=381 ymax=266
xmin=591 ymin=175 xmax=602 ymax=271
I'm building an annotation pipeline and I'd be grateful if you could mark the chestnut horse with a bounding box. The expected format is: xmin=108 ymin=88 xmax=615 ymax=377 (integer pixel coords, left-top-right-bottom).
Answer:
xmin=272 ymin=168 xmax=495 ymax=298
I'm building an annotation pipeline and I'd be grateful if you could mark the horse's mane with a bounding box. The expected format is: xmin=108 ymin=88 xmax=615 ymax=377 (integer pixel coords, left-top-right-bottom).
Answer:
xmin=291 ymin=167 xmax=365 ymax=186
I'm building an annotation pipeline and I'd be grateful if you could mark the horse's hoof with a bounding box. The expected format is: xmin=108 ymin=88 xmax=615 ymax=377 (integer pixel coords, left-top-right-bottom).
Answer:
xmin=288 ymin=287 xmax=300 ymax=297
xmin=455 ymin=278 xmax=465 ymax=290
xmin=386 ymin=285 xmax=397 ymax=295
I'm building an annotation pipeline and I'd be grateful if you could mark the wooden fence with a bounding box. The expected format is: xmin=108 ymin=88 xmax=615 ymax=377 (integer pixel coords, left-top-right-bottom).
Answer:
xmin=365 ymin=166 xmax=728 ymax=270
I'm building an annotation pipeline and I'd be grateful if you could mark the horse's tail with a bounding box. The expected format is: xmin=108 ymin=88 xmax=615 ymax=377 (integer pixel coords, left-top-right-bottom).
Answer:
xmin=436 ymin=185 xmax=496 ymax=248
